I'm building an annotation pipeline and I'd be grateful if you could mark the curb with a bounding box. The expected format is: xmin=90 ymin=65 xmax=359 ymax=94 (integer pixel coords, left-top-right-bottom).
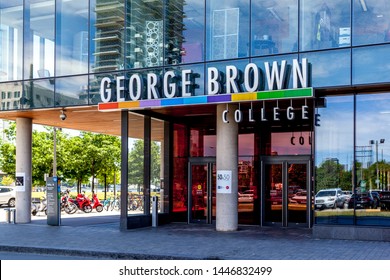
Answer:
xmin=0 ymin=245 xmax=222 ymax=260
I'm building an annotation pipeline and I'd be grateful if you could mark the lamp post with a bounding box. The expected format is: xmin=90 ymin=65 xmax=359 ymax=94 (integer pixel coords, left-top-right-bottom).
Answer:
xmin=370 ymin=139 xmax=385 ymax=190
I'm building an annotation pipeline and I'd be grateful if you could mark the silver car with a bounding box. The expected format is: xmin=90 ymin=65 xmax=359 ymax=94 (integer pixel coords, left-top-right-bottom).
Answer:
xmin=0 ymin=187 xmax=16 ymax=207
xmin=315 ymin=188 xmax=346 ymax=210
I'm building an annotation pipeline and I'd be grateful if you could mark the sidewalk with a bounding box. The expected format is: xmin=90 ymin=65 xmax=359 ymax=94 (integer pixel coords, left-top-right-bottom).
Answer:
xmin=1 ymin=213 xmax=390 ymax=260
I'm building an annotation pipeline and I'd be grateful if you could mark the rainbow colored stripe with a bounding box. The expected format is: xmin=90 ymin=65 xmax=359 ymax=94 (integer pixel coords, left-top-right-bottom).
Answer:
xmin=98 ymin=88 xmax=313 ymax=111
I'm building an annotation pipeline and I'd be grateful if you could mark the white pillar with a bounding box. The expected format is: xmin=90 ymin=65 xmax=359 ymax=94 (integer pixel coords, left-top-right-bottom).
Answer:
xmin=15 ymin=118 xmax=32 ymax=223
xmin=216 ymin=104 xmax=238 ymax=231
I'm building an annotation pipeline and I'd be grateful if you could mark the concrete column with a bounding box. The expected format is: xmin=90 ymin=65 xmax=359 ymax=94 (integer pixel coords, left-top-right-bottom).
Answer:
xmin=15 ymin=118 xmax=32 ymax=223
xmin=216 ymin=104 xmax=238 ymax=231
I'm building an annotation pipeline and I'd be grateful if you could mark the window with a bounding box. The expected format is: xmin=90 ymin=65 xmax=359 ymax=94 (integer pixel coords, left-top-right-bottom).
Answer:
xmin=0 ymin=1 xmax=23 ymax=82
xmin=315 ymin=95 xmax=354 ymax=225
xmin=353 ymin=0 xmax=390 ymax=45
xmin=125 ymin=0 xmax=163 ymax=69
xmin=24 ymin=0 xmax=55 ymax=79
xmin=251 ymin=0 xmax=298 ymax=55
xmin=166 ymin=0 xmax=205 ymax=64
xmin=300 ymin=0 xmax=351 ymax=51
xmin=56 ymin=0 xmax=89 ymax=76
xmin=206 ymin=0 xmax=249 ymax=60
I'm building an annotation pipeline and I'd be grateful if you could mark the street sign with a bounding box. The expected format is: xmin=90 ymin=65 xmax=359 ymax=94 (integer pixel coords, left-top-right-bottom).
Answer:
xmin=47 ymin=177 xmax=60 ymax=226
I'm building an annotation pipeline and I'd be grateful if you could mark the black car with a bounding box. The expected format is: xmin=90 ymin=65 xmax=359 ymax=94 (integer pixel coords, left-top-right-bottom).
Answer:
xmin=348 ymin=192 xmax=376 ymax=209
xmin=378 ymin=191 xmax=390 ymax=210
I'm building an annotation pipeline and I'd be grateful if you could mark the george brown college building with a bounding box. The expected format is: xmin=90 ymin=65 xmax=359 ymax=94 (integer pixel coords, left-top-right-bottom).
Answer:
xmin=1 ymin=0 xmax=390 ymax=241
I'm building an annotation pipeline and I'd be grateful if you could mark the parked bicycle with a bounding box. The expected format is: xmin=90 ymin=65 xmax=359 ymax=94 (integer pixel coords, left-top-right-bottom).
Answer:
xmin=103 ymin=195 xmax=120 ymax=211
xmin=128 ymin=194 xmax=144 ymax=211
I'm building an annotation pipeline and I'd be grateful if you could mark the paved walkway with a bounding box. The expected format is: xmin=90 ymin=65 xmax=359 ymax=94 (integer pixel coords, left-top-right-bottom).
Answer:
xmin=0 ymin=213 xmax=390 ymax=260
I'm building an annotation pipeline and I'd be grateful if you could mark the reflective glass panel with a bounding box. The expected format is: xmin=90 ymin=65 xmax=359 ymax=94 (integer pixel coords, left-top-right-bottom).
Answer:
xmin=151 ymin=118 xmax=166 ymax=213
xmin=356 ymin=93 xmax=390 ymax=225
xmin=172 ymin=124 xmax=188 ymax=222
xmin=55 ymin=75 xmax=89 ymax=107
xmin=264 ymin=163 xmax=283 ymax=224
xmin=22 ymin=79 xmax=54 ymax=109
xmin=353 ymin=0 xmax=390 ymax=45
xmin=90 ymin=0 xmax=125 ymax=73
xmin=24 ymin=0 xmax=55 ymax=79
xmin=56 ymin=0 xmax=89 ymax=76
xmin=126 ymin=0 xmax=163 ymax=69
xmin=0 ymin=82 xmax=23 ymax=110
xmin=206 ymin=0 xmax=249 ymax=60
xmin=315 ymin=95 xmax=354 ymax=225
xmin=190 ymin=129 xmax=216 ymax=157
xmin=288 ymin=163 xmax=308 ymax=225
xmin=251 ymin=0 xmax=298 ymax=56
xmin=0 ymin=0 xmax=23 ymax=82
xmin=300 ymin=0 xmax=351 ymax=51
xmin=353 ymin=45 xmax=390 ymax=85
xmin=302 ymin=49 xmax=351 ymax=87
xmin=166 ymin=0 xmax=204 ymax=64
xmin=127 ymin=121 xmax=145 ymax=216
xmin=271 ymin=132 xmax=312 ymax=156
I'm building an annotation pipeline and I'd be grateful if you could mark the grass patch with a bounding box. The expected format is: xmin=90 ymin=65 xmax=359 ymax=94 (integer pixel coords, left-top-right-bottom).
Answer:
xmin=315 ymin=209 xmax=390 ymax=217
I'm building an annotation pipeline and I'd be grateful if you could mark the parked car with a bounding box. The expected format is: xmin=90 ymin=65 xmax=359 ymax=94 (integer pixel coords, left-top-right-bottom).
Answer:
xmin=348 ymin=192 xmax=376 ymax=209
xmin=378 ymin=191 xmax=390 ymax=210
xmin=290 ymin=191 xmax=308 ymax=204
xmin=315 ymin=188 xmax=346 ymax=210
xmin=342 ymin=190 xmax=352 ymax=203
xmin=0 ymin=187 xmax=16 ymax=207
xmin=238 ymin=190 xmax=255 ymax=203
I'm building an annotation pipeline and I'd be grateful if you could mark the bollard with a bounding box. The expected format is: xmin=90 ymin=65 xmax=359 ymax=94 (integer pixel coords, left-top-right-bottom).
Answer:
xmin=4 ymin=208 xmax=10 ymax=223
xmin=10 ymin=209 xmax=16 ymax=224
xmin=152 ymin=196 xmax=158 ymax=227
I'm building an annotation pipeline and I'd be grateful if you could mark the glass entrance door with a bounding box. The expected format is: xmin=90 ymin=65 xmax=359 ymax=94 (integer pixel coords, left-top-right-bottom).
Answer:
xmin=262 ymin=156 xmax=312 ymax=227
xmin=188 ymin=158 xmax=216 ymax=224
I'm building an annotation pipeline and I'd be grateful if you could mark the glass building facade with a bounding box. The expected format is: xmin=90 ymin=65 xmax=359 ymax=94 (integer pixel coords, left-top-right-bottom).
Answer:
xmin=1 ymin=0 xmax=390 ymax=235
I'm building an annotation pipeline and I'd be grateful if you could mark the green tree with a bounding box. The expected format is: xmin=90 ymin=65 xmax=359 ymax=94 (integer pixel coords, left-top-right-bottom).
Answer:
xmin=0 ymin=142 xmax=16 ymax=177
xmin=95 ymin=134 xmax=121 ymax=199
xmin=62 ymin=135 xmax=90 ymax=192
xmin=0 ymin=121 xmax=16 ymax=177
xmin=315 ymin=159 xmax=341 ymax=191
xmin=128 ymin=139 xmax=161 ymax=191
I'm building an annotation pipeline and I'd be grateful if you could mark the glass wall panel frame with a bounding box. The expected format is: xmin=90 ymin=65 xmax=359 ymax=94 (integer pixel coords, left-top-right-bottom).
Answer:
xmin=352 ymin=45 xmax=390 ymax=85
xmin=314 ymin=94 xmax=354 ymax=225
xmin=56 ymin=0 xmax=89 ymax=76
xmin=0 ymin=0 xmax=23 ymax=82
xmin=352 ymin=0 xmax=390 ymax=46
xmin=206 ymin=0 xmax=250 ymax=61
xmin=300 ymin=0 xmax=351 ymax=52
xmin=22 ymin=79 xmax=54 ymax=109
xmin=24 ymin=0 xmax=55 ymax=80
xmin=251 ymin=0 xmax=298 ymax=56
xmin=55 ymin=75 xmax=89 ymax=107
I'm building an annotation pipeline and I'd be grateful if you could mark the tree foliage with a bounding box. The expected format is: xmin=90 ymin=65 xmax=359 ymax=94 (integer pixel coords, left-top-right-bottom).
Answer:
xmin=0 ymin=122 xmax=122 ymax=191
xmin=128 ymin=139 xmax=161 ymax=190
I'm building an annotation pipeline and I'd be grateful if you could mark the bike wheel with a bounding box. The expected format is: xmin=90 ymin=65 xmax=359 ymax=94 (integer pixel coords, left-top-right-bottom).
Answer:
xmin=114 ymin=201 xmax=120 ymax=211
xmin=96 ymin=205 xmax=103 ymax=212
xmin=65 ymin=202 xmax=77 ymax=214
xmin=128 ymin=200 xmax=138 ymax=211
xmin=83 ymin=205 xmax=92 ymax=213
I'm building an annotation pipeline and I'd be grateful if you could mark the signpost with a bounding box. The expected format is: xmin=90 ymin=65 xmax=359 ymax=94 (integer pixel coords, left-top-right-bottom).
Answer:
xmin=46 ymin=177 xmax=61 ymax=226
